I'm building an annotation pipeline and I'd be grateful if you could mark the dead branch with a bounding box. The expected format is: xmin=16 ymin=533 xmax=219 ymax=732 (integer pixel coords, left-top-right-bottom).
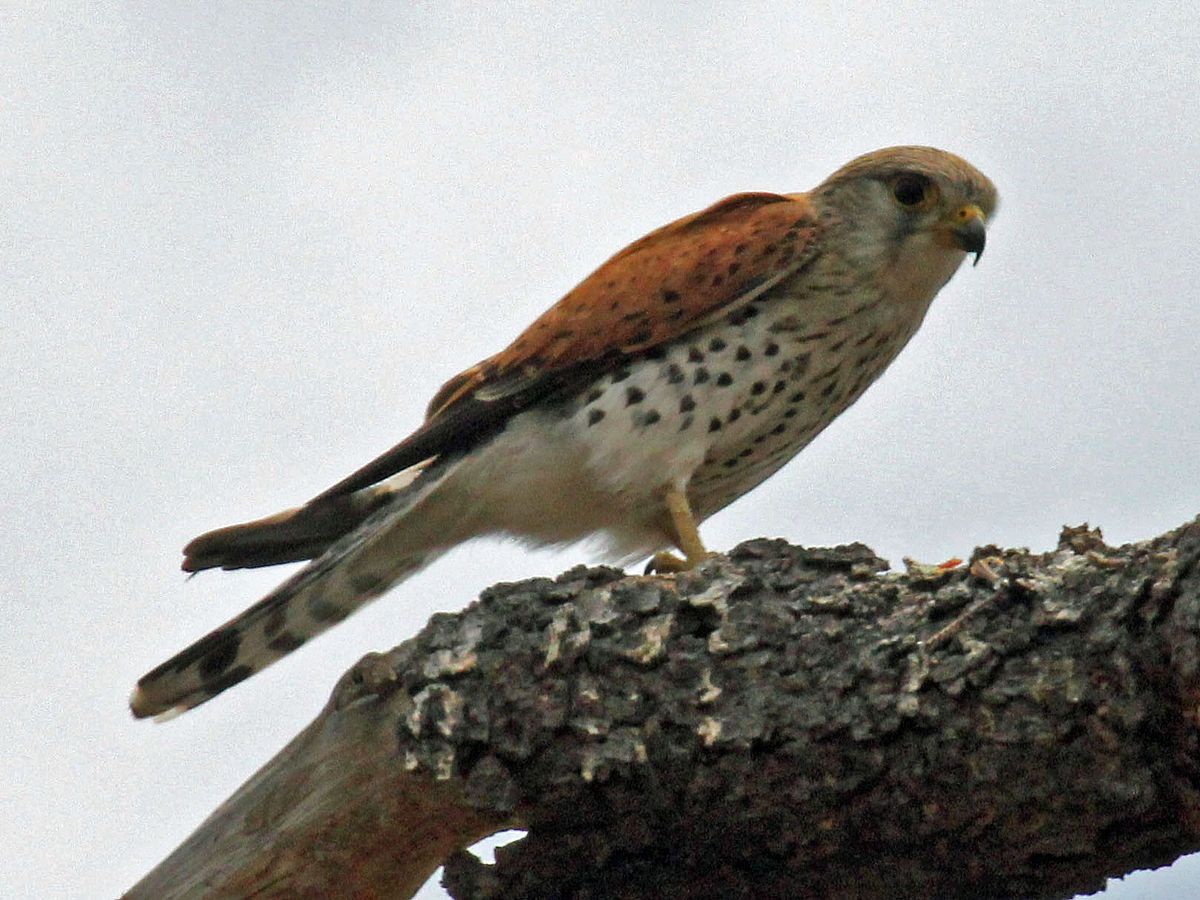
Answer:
xmin=125 ymin=517 xmax=1200 ymax=899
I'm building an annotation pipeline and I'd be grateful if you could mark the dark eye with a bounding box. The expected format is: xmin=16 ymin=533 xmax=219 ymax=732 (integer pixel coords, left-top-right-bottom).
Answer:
xmin=892 ymin=174 xmax=931 ymax=207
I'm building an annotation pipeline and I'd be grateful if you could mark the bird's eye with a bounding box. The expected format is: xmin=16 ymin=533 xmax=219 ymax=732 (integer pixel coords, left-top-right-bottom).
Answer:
xmin=891 ymin=174 xmax=931 ymax=208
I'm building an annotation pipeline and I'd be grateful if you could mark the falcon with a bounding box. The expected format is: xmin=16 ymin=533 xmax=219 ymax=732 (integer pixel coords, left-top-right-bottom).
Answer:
xmin=132 ymin=146 xmax=997 ymax=718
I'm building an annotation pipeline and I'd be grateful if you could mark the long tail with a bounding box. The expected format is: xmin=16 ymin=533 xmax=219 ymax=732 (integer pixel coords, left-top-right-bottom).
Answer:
xmin=131 ymin=458 xmax=461 ymax=719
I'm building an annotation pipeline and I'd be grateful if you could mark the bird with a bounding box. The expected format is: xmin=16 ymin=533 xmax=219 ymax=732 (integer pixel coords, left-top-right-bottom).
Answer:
xmin=131 ymin=145 xmax=997 ymax=719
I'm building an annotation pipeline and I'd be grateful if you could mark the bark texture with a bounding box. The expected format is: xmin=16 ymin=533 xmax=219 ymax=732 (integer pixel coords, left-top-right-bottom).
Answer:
xmin=126 ymin=518 xmax=1200 ymax=900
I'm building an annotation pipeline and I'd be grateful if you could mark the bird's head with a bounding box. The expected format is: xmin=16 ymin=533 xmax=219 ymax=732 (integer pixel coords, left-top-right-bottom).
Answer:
xmin=809 ymin=146 xmax=998 ymax=306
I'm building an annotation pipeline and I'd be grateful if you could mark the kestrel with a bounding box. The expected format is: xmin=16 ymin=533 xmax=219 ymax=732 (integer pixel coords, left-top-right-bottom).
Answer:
xmin=132 ymin=146 xmax=997 ymax=718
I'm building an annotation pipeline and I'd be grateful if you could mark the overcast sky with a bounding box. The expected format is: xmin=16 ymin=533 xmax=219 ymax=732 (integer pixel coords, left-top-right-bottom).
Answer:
xmin=4 ymin=3 xmax=1199 ymax=897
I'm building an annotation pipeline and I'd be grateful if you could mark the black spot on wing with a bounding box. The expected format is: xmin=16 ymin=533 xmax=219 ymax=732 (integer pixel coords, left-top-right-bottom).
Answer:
xmin=726 ymin=304 xmax=760 ymax=327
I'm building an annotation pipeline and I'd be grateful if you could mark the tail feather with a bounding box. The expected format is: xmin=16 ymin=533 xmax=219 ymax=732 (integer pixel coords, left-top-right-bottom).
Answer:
xmin=132 ymin=458 xmax=459 ymax=719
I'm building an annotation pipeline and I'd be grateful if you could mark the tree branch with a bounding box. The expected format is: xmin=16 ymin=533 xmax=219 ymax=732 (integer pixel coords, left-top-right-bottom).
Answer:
xmin=125 ymin=518 xmax=1200 ymax=899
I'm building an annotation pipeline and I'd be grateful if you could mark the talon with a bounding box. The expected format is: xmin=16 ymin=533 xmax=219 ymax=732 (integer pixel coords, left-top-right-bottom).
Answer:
xmin=647 ymin=551 xmax=690 ymax=574
xmin=646 ymin=487 xmax=716 ymax=574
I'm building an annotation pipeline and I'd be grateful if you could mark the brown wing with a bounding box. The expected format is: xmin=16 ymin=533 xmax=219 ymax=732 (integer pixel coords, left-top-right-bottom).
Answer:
xmin=309 ymin=190 xmax=820 ymax=503
xmin=426 ymin=191 xmax=818 ymax=417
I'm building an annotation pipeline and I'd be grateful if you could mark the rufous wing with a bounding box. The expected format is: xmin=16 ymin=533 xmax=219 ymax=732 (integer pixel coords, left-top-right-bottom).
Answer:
xmin=309 ymin=191 xmax=821 ymax=504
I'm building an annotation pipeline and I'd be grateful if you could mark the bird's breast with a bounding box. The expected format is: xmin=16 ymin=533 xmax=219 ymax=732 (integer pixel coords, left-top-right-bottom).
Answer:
xmin=550 ymin=279 xmax=923 ymax=519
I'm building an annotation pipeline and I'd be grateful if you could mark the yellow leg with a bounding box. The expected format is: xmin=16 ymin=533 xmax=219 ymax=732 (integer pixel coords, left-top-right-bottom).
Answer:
xmin=648 ymin=487 xmax=711 ymax=573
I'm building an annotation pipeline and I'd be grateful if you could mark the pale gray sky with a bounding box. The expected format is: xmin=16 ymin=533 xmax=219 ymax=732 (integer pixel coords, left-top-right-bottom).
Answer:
xmin=4 ymin=3 xmax=1199 ymax=897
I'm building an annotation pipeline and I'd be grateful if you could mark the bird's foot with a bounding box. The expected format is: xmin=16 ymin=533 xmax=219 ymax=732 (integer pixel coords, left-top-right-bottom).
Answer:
xmin=645 ymin=549 xmax=718 ymax=574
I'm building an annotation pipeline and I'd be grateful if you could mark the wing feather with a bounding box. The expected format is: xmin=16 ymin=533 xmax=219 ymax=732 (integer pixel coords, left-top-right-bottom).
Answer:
xmin=313 ymin=190 xmax=820 ymax=503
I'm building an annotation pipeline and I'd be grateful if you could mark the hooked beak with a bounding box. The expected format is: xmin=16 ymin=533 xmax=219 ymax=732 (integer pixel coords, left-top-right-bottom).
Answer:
xmin=949 ymin=204 xmax=987 ymax=266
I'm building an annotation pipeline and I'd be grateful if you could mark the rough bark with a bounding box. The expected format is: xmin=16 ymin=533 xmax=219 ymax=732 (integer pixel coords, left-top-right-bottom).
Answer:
xmin=125 ymin=517 xmax=1200 ymax=900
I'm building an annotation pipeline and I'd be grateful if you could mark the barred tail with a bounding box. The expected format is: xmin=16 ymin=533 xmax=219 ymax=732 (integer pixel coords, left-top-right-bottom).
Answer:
xmin=131 ymin=458 xmax=461 ymax=719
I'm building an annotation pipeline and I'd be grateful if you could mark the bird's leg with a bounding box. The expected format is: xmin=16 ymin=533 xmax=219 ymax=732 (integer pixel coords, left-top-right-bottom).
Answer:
xmin=647 ymin=487 xmax=711 ymax=573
